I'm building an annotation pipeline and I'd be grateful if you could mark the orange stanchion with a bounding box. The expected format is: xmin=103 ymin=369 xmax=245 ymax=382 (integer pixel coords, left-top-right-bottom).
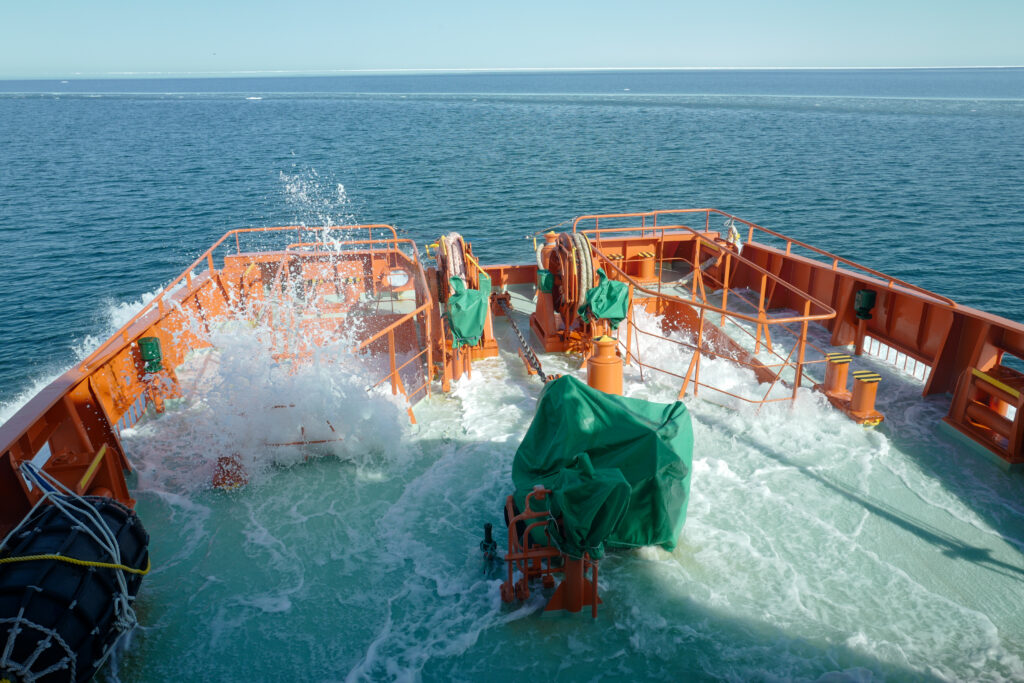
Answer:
xmin=849 ymin=371 xmax=884 ymax=426
xmin=587 ymin=336 xmax=623 ymax=395
xmin=822 ymin=352 xmax=852 ymax=400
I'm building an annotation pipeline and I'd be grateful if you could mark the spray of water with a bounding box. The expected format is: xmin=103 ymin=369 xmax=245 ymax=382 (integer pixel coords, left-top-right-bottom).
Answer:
xmin=280 ymin=169 xmax=356 ymax=229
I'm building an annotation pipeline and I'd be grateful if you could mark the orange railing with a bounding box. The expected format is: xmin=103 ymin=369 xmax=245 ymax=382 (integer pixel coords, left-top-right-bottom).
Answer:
xmin=0 ymin=225 xmax=431 ymax=525
xmin=268 ymin=236 xmax=437 ymax=418
xmin=573 ymin=211 xmax=837 ymax=406
xmin=79 ymin=225 xmax=402 ymax=373
xmin=573 ymin=208 xmax=956 ymax=307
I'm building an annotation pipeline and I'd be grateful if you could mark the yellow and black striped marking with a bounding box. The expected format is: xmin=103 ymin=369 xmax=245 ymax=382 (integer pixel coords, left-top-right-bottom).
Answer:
xmin=852 ymin=370 xmax=882 ymax=384
xmin=826 ymin=353 xmax=852 ymax=365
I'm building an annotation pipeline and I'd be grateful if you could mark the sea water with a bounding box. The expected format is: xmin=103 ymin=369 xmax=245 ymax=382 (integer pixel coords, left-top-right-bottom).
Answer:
xmin=1 ymin=70 xmax=1024 ymax=681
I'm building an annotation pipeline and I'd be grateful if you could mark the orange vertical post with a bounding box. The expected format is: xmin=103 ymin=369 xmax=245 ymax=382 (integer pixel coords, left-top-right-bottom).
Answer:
xmin=854 ymin=318 xmax=868 ymax=356
xmin=822 ymin=353 xmax=852 ymax=400
xmin=792 ymin=301 xmax=810 ymax=397
xmin=388 ymin=330 xmax=397 ymax=395
xmin=587 ymin=336 xmax=623 ymax=395
xmin=720 ymin=252 xmax=731 ymax=326
xmin=624 ymin=285 xmax=634 ymax=365
xmin=850 ymin=370 xmax=884 ymax=425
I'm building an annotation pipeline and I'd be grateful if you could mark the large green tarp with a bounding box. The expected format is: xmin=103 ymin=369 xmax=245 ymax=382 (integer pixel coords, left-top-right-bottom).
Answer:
xmin=445 ymin=274 xmax=490 ymax=348
xmin=512 ymin=375 xmax=693 ymax=559
xmin=578 ymin=268 xmax=630 ymax=329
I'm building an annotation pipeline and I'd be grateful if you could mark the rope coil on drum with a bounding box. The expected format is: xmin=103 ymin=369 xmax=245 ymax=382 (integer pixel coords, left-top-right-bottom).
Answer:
xmin=572 ymin=232 xmax=593 ymax=303
xmin=439 ymin=233 xmax=468 ymax=285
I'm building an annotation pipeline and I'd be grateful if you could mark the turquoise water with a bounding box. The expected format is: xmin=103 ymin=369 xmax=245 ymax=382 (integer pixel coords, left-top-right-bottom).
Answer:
xmin=2 ymin=70 xmax=1024 ymax=681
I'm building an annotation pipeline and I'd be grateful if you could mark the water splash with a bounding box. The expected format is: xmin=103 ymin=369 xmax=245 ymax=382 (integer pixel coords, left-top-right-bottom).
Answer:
xmin=121 ymin=289 xmax=411 ymax=497
xmin=280 ymin=168 xmax=356 ymax=229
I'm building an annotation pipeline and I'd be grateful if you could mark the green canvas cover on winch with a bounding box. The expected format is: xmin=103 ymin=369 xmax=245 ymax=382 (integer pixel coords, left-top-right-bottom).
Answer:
xmin=512 ymin=375 xmax=693 ymax=559
xmin=445 ymin=274 xmax=490 ymax=348
xmin=577 ymin=268 xmax=630 ymax=329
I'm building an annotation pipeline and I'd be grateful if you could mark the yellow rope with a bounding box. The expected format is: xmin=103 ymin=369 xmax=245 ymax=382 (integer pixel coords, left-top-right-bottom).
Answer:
xmin=0 ymin=553 xmax=151 ymax=576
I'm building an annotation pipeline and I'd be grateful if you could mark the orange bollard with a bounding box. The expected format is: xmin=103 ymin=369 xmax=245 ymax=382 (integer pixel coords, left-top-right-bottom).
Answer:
xmin=849 ymin=371 xmax=884 ymax=425
xmin=587 ymin=336 xmax=623 ymax=395
xmin=823 ymin=353 xmax=852 ymax=400
xmin=637 ymin=251 xmax=656 ymax=281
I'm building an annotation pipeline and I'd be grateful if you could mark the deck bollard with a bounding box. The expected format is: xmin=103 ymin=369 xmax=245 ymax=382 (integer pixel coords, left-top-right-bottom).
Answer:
xmin=587 ymin=336 xmax=623 ymax=395
xmin=823 ymin=353 xmax=852 ymax=400
xmin=637 ymin=250 xmax=656 ymax=281
xmin=850 ymin=370 xmax=883 ymax=425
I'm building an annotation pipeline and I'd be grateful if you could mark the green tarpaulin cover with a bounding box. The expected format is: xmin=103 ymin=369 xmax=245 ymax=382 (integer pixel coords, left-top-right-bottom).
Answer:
xmin=446 ymin=274 xmax=490 ymax=348
xmin=578 ymin=268 xmax=630 ymax=329
xmin=512 ymin=375 xmax=693 ymax=559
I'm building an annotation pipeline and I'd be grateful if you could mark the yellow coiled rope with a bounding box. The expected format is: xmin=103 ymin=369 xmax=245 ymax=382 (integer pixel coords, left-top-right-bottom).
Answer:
xmin=0 ymin=553 xmax=151 ymax=576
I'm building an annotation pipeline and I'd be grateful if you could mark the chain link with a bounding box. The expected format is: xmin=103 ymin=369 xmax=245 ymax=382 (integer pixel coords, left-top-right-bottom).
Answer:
xmin=495 ymin=296 xmax=548 ymax=382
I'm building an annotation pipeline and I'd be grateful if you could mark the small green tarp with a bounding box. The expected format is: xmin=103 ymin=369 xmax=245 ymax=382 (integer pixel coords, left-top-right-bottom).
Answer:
xmin=578 ymin=268 xmax=630 ymax=329
xmin=512 ymin=375 xmax=693 ymax=559
xmin=445 ymin=274 xmax=490 ymax=348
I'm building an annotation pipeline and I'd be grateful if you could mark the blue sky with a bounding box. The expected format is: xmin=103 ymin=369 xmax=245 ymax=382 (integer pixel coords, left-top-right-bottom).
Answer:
xmin=2 ymin=0 xmax=1022 ymax=78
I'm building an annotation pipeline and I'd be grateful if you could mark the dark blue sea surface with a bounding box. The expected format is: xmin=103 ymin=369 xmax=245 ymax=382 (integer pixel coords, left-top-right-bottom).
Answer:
xmin=2 ymin=69 xmax=1024 ymax=402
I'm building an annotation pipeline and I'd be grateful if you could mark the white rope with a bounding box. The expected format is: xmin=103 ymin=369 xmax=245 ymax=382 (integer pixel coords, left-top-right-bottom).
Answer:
xmin=443 ymin=232 xmax=467 ymax=283
xmin=724 ymin=218 xmax=743 ymax=254
xmin=572 ymin=233 xmax=594 ymax=304
xmin=0 ymin=615 xmax=75 ymax=683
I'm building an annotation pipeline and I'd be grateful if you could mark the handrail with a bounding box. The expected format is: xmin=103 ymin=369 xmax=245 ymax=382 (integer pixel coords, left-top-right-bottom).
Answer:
xmin=77 ymin=225 xmax=404 ymax=373
xmin=573 ymin=208 xmax=957 ymax=308
xmin=569 ymin=210 xmax=833 ymax=406
xmin=355 ymin=301 xmax=432 ymax=351
xmin=707 ymin=209 xmax=957 ymax=307
xmin=578 ymin=222 xmax=836 ymax=325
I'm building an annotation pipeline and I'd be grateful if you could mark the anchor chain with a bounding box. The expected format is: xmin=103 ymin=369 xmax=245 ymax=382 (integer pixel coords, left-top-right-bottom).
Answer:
xmin=494 ymin=295 xmax=549 ymax=382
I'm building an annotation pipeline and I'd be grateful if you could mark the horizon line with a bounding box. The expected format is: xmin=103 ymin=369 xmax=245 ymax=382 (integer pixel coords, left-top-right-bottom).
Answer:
xmin=2 ymin=65 xmax=1024 ymax=80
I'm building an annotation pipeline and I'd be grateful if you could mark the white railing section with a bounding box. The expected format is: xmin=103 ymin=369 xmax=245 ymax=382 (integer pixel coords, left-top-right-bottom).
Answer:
xmin=864 ymin=335 xmax=931 ymax=383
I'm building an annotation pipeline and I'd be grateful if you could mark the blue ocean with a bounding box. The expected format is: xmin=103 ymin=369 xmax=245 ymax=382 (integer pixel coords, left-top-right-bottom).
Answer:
xmin=1 ymin=69 xmax=1024 ymax=681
